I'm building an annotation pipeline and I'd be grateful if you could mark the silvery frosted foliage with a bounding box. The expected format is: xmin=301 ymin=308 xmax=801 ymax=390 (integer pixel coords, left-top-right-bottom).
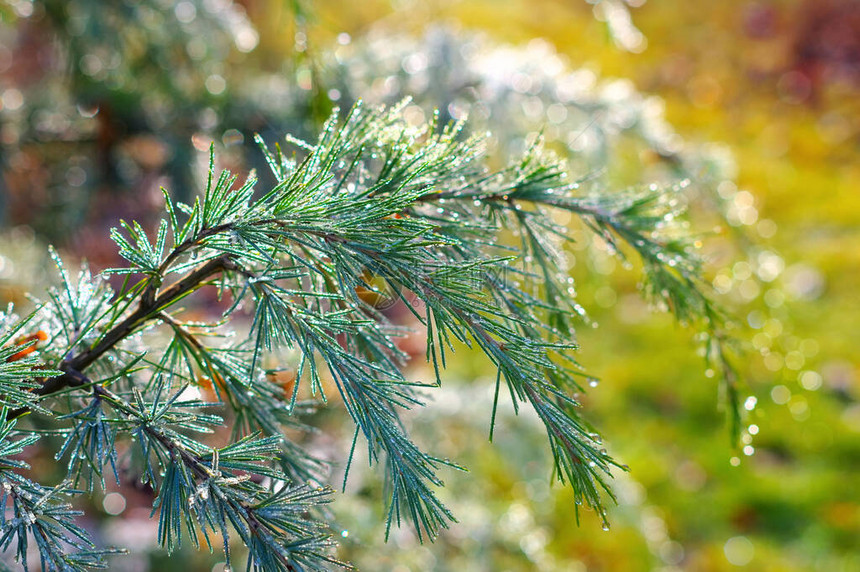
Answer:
xmin=0 ymin=100 xmax=732 ymax=569
xmin=321 ymin=26 xmax=731 ymax=181
xmin=588 ymin=0 xmax=648 ymax=53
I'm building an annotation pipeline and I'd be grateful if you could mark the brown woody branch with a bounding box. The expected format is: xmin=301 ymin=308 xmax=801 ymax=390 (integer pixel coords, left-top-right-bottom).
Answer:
xmin=8 ymin=255 xmax=232 ymax=420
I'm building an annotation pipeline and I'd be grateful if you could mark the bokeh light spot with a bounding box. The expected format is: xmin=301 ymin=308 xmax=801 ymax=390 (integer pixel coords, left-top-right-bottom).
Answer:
xmin=724 ymin=536 xmax=754 ymax=565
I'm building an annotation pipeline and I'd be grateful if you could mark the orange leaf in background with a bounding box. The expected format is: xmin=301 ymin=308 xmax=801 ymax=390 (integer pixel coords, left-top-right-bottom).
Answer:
xmin=266 ymin=369 xmax=297 ymax=397
xmin=5 ymin=330 xmax=48 ymax=363
xmin=196 ymin=369 xmax=297 ymax=400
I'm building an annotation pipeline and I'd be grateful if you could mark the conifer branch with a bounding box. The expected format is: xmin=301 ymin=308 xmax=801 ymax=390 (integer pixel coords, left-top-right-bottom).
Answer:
xmin=0 ymin=101 xmax=740 ymax=569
